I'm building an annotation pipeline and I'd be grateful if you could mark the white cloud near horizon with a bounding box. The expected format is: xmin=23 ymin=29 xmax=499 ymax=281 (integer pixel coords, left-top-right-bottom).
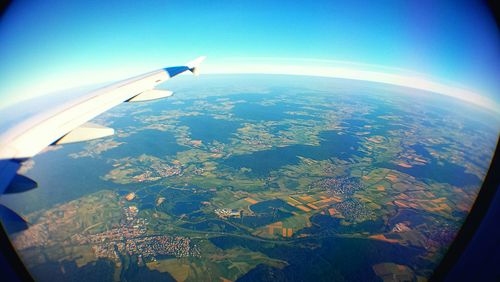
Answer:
xmin=203 ymin=60 xmax=499 ymax=114
xmin=1 ymin=58 xmax=498 ymax=114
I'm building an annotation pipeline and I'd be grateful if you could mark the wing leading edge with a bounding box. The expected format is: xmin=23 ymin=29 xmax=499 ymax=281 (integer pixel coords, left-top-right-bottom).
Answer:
xmin=0 ymin=56 xmax=206 ymax=197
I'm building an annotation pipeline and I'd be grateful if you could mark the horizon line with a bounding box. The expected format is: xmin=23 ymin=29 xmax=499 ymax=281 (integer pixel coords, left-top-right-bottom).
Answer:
xmin=1 ymin=60 xmax=498 ymax=114
xmin=202 ymin=62 xmax=499 ymax=114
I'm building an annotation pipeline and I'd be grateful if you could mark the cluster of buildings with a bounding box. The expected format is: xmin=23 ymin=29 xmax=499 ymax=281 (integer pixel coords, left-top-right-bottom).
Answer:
xmin=241 ymin=136 xmax=270 ymax=147
xmin=12 ymin=222 xmax=49 ymax=250
xmin=75 ymin=205 xmax=199 ymax=263
xmin=126 ymin=235 xmax=199 ymax=258
xmin=73 ymin=206 xmax=146 ymax=246
xmin=132 ymin=170 xmax=161 ymax=182
xmin=315 ymin=176 xmax=363 ymax=196
xmin=125 ymin=192 xmax=136 ymax=201
xmin=334 ymin=198 xmax=373 ymax=222
xmin=87 ymin=234 xmax=200 ymax=263
xmin=132 ymin=162 xmax=182 ymax=182
xmin=214 ymin=208 xmax=241 ymax=218
xmin=392 ymin=222 xmax=411 ymax=233
xmin=151 ymin=162 xmax=182 ymax=177
xmin=191 ymin=166 xmax=205 ymax=175
xmin=92 ymin=241 xmax=124 ymax=263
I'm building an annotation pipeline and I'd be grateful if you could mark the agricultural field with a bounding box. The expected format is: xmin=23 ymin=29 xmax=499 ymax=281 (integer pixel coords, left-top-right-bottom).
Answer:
xmin=5 ymin=75 xmax=497 ymax=281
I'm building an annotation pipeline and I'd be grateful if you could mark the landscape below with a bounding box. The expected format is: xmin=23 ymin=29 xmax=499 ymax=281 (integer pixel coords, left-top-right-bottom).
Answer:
xmin=2 ymin=75 xmax=498 ymax=282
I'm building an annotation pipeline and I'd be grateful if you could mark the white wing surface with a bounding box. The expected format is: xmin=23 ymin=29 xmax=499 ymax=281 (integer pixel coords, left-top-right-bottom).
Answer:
xmin=0 ymin=56 xmax=205 ymax=197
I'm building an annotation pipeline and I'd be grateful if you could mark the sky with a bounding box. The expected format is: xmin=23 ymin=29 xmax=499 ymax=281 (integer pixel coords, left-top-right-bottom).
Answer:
xmin=0 ymin=0 xmax=499 ymax=111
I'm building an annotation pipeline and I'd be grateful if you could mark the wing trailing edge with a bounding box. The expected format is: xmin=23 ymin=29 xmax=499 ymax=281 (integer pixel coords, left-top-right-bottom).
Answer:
xmin=127 ymin=89 xmax=174 ymax=102
xmin=55 ymin=122 xmax=114 ymax=145
xmin=186 ymin=56 xmax=206 ymax=76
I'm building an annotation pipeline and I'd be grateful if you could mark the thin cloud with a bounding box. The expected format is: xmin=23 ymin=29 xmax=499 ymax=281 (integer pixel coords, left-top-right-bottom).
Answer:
xmin=205 ymin=59 xmax=499 ymax=114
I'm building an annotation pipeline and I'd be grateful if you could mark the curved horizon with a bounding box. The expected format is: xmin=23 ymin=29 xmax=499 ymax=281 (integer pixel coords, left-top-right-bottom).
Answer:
xmin=1 ymin=1 xmax=499 ymax=115
xmin=1 ymin=60 xmax=499 ymax=115
xmin=203 ymin=61 xmax=500 ymax=114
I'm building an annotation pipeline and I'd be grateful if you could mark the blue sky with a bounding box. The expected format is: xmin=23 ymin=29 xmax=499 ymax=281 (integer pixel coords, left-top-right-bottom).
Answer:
xmin=0 ymin=0 xmax=499 ymax=109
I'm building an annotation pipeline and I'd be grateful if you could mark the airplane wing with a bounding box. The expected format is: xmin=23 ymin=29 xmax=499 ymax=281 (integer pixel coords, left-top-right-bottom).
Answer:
xmin=0 ymin=56 xmax=206 ymax=199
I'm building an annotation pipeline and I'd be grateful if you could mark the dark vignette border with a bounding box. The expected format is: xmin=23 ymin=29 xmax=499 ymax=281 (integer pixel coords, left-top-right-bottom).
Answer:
xmin=431 ymin=1 xmax=500 ymax=280
xmin=0 ymin=1 xmax=499 ymax=281
xmin=430 ymin=136 xmax=500 ymax=281
xmin=0 ymin=222 xmax=33 ymax=281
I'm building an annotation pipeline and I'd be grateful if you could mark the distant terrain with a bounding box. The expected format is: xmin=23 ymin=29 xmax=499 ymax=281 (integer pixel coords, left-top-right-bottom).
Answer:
xmin=3 ymin=75 xmax=498 ymax=281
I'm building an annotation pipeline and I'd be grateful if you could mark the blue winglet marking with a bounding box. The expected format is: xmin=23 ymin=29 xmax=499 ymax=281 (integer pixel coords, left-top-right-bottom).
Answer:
xmin=164 ymin=66 xmax=190 ymax=77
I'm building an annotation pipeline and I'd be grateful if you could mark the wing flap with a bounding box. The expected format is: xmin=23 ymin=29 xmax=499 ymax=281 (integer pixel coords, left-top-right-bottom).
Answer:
xmin=55 ymin=122 xmax=114 ymax=145
xmin=186 ymin=56 xmax=206 ymax=76
xmin=127 ymin=89 xmax=173 ymax=102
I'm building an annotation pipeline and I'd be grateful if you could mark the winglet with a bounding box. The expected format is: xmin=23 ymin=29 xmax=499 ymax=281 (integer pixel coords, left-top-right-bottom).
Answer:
xmin=186 ymin=56 xmax=206 ymax=76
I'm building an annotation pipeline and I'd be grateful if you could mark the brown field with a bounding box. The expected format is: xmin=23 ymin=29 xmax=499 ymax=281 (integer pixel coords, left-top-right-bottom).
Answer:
xmin=328 ymin=208 xmax=337 ymax=216
xmin=306 ymin=203 xmax=319 ymax=210
xmin=244 ymin=197 xmax=258 ymax=204
xmin=396 ymin=193 xmax=410 ymax=200
xmin=330 ymin=196 xmax=342 ymax=202
xmin=190 ymin=140 xmax=202 ymax=146
xmin=414 ymin=157 xmax=427 ymax=163
xmin=267 ymin=222 xmax=283 ymax=235
xmin=394 ymin=200 xmax=410 ymax=208
xmin=298 ymin=195 xmax=315 ymax=203
xmin=295 ymin=205 xmax=311 ymax=212
xmin=422 ymin=201 xmax=450 ymax=212
xmin=313 ymin=196 xmax=342 ymax=208
xmin=369 ymin=234 xmax=400 ymax=244
xmin=286 ymin=197 xmax=302 ymax=205
xmin=385 ymin=174 xmax=398 ymax=182
xmin=431 ymin=197 xmax=446 ymax=203
xmin=367 ymin=136 xmax=383 ymax=143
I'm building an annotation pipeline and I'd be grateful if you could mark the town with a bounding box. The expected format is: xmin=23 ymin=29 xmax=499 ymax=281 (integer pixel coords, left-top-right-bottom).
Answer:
xmin=132 ymin=161 xmax=182 ymax=182
xmin=74 ymin=205 xmax=200 ymax=263
xmin=313 ymin=176 xmax=364 ymax=196
xmin=214 ymin=208 xmax=242 ymax=218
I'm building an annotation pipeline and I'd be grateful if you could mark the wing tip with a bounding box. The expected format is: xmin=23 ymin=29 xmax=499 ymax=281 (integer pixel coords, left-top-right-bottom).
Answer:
xmin=187 ymin=56 xmax=206 ymax=76
xmin=187 ymin=56 xmax=206 ymax=68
